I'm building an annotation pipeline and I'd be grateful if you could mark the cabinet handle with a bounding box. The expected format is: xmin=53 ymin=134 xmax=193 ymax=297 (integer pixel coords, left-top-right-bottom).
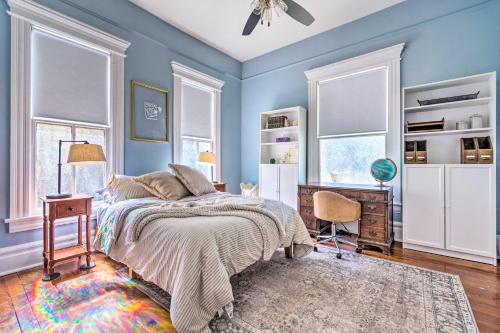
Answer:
xmin=67 ymin=207 xmax=74 ymax=211
xmin=367 ymin=204 xmax=376 ymax=210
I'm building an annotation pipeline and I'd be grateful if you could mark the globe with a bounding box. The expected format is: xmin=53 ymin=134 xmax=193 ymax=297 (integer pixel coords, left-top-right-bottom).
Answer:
xmin=370 ymin=158 xmax=397 ymax=185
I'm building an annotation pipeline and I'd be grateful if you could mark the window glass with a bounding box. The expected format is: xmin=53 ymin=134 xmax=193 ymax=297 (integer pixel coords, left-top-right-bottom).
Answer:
xmin=320 ymin=135 xmax=385 ymax=184
xmin=75 ymin=127 xmax=106 ymax=201
xmin=181 ymin=138 xmax=213 ymax=181
xmin=35 ymin=123 xmax=72 ymax=206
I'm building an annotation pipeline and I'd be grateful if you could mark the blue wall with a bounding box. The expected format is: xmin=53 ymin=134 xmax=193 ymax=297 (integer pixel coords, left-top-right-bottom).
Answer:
xmin=0 ymin=0 xmax=242 ymax=247
xmin=241 ymin=0 xmax=500 ymax=230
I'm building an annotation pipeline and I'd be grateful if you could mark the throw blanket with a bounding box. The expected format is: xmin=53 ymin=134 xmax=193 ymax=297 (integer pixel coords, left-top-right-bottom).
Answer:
xmin=95 ymin=193 xmax=314 ymax=333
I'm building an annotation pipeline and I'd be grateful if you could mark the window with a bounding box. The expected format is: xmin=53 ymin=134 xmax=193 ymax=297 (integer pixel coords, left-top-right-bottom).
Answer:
xmin=34 ymin=123 xmax=107 ymax=210
xmin=172 ymin=62 xmax=224 ymax=182
xmin=305 ymin=44 xmax=403 ymax=195
xmin=29 ymin=28 xmax=110 ymax=214
xmin=316 ymin=66 xmax=388 ymax=185
xmin=7 ymin=0 xmax=129 ymax=232
xmin=320 ymin=135 xmax=385 ymax=183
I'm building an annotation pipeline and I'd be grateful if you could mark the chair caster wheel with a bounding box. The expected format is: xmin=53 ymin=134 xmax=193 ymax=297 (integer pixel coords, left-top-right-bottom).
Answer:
xmin=355 ymin=248 xmax=362 ymax=254
xmin=336 ymin=252 xmax=342 ymax=259
xmin=313 ymin=246 xmax=318 ymax=252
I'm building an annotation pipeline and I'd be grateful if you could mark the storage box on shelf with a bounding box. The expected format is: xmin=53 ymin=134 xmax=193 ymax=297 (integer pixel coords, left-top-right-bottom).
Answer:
xmin=259 ymin=107 xmax=307 ymax=209
xmin=402 ymin=72 xmax=497 ymax=266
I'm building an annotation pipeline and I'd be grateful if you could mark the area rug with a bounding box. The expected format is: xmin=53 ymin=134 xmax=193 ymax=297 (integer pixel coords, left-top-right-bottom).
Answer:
xmin=123 ymin=250 xmax=478 ymax=333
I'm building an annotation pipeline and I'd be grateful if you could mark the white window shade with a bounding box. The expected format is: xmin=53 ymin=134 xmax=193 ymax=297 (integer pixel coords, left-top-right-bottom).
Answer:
xmin=31 ymin=28 xmax=110 ymax=126
xmin=317 ymin=67 xmax=387 ymax=137
xmin=180 ymin=82 xmax=214 ymax=139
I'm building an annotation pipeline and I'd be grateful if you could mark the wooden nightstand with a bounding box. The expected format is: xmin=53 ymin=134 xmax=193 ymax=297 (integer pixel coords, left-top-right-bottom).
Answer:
xmin=213 ymin=183 xmax=227 ymax=192
xmin=41 ymin=195 xmax=95 ymax=281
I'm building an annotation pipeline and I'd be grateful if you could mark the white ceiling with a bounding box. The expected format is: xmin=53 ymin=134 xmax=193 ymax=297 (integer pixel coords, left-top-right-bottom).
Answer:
xmin=129 ymin=0 xmax=403 ymax=62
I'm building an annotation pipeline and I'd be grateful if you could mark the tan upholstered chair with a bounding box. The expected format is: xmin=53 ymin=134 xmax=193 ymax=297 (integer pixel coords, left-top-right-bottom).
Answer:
xmin=313 ymin=191 xmax=361 ymax=259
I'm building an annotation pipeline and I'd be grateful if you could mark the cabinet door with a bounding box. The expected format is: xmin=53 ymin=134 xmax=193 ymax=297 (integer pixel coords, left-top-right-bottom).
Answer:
xmin=403 ymin=165 xmax=445 ymax=249
xmin=278 ymin=164 xmax=298 ymax=209
xmin=259 ymin=164 xmax=279 ymax=201
xmin=445 ymin=165 xmax=495 ymax=257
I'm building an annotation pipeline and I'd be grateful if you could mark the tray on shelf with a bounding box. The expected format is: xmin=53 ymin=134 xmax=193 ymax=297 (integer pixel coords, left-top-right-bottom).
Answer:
xmin=407 ymin=118 xmax=445 ymax=133
xmin=417 ymin=91 xmax=480 ymax=106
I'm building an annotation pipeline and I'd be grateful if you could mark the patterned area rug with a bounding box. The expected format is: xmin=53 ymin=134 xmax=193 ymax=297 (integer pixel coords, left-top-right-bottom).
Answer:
xmin=123 ymin=250 xmax=478 ymax=333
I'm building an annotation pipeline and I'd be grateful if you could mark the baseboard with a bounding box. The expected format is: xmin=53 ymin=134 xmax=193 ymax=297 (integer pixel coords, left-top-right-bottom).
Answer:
xmin=403 ymin=242 xmax=497 ymax=266
xmin=0 ymin=231 xmax=95 ymax=277
xmin=393 ymin=221 xmax=402 ymax=242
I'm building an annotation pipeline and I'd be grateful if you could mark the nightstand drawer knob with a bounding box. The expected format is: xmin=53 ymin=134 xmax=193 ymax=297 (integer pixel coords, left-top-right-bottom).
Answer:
xmin=67 ymin=207 xmax=73 ymax=211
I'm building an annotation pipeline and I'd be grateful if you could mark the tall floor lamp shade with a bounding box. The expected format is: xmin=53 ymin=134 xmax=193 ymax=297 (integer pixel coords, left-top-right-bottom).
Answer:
xmin=46 ymin=140 xmax=107 ymax=199
xmin=198 ymin=151 xmax=216 ymax=182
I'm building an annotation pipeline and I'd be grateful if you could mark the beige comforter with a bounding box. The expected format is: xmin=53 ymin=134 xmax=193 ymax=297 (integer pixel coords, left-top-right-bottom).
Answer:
xmin=95 ymin=193 xmax=313 ymax=333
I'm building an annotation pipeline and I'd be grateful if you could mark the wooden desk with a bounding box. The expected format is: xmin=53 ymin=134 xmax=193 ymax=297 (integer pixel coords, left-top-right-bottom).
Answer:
xmin=298 ymin=183 xmax=393 ymax=255
xmin=41 ymin=195 xmax=95 ymax=281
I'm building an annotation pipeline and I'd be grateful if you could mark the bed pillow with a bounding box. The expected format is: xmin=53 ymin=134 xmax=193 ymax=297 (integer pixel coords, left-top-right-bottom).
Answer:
xmin=135 ymin=171 xmax=190 ymax=200
xmin=168 ymin=164 xmax=216 ymax=196
xmin=107 ymin=174 xmax=153 ymax=203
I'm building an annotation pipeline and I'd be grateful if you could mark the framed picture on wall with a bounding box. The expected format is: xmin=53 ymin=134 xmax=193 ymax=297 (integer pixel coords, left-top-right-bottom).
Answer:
xmin=131 ymin=80 xmax=169 ymax=143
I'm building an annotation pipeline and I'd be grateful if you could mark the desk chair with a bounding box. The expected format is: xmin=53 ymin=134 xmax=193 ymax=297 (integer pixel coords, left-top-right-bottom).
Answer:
xmin=313 ymin=191 xmax=361 ymax=259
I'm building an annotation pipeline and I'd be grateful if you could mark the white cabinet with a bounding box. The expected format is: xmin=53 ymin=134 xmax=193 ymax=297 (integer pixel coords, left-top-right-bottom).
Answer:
xmin=259 ymin=164 xmax=298 ymax=209
xmin=445 ymin=165 xmax=495 ymax=257
xmin=403 ymin=164 xmax=496 ymax=265
xmin=259 ymin=164 xmax=279 ymax=201
xmin=403 ymin=165 xmax=445 ymax=249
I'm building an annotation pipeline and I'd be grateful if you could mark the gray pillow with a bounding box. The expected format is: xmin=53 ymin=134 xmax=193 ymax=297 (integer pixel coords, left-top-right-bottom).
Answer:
xmin=135 ymin=171 xmax=190 ymax=200
xmin=107 ymin=174 xmax=153 ymax=203
xmin=168 ymin=164 xmax=216 ymax=196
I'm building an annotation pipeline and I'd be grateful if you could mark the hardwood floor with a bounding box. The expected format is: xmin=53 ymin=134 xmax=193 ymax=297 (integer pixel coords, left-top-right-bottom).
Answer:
xmin=1 ymin=243 xmax=498 ymax=333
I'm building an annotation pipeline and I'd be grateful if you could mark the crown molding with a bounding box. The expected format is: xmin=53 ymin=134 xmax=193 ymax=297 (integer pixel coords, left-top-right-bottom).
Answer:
xmin=171 ymin=61 xmax=225 ymax=91
xmin=305 ymin=43 xmax=405 ymax=82
xmin=7 ymin=0 xmax=130 ymax=56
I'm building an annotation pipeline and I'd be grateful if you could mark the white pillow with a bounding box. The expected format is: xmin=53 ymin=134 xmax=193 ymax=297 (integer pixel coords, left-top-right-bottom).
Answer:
xmin=106 ymin=174 xmax=153 ymax=203
xmin=168 ymin=164 xmax=216 ymax=196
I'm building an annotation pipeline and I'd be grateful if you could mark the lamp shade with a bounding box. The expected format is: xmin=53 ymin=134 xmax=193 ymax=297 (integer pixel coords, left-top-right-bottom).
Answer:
xmin=198 ymin=151 xmax=216 ymax=166
xmin=67 ymin=143 xmax=106 ymax=164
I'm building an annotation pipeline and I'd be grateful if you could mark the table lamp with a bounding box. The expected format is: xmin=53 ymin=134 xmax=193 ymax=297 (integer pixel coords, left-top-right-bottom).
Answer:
xmin=46 ymin=140 xmax=107 ymax=199
xmin=198 ymin=151 xmax=216 ymax=183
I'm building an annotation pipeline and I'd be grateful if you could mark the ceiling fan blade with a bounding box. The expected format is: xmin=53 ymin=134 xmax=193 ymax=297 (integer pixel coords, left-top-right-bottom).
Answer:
xmin=242 ymin=12 xmax=261 ymax=35
xmin=283 ymin=0 xmax=315 ymax=26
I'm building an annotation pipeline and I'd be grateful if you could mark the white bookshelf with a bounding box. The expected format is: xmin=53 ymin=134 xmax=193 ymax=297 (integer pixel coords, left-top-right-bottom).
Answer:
xmin=403 ymin=72 xmax=496 ymax=164
xmin=402 ymin=72 xmax=497 ymax=265
xmin=259 ymin=106 xmax=307 ymax=181
xmin=259 ymin=107 xmax=307 ymax=209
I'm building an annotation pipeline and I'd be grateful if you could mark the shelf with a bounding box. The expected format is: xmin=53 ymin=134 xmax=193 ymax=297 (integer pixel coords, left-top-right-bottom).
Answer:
xmin=404 ymin=97 xmax=492 ymax=113
xmin=404 ymin=127 xmax=493 ymax=137
xmin=52 ymin=245 xmax=87 ymax=262
xmin=261 ymin=126 xmax=298 ymax=133
xmin=261 ymin=141 xmax=299 ymax=146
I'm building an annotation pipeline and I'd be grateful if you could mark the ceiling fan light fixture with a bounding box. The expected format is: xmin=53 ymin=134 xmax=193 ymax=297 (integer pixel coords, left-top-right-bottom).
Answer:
xmin=251 ymin=0 xmax=288 ymax=28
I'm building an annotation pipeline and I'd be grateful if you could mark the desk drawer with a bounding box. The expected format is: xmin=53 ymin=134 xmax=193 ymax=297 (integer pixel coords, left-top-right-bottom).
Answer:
xmin=56 ymin=201 xmax=86 ymax=218
xmin=300 ymin=195 xmax=314 ymax=207
xmin=300 ymin=206 xmax=315 ymax=219
xmin=303 ymin=218 xmax=318 ymax=232
xmin=359 ymin=192 xmax=385 ymax=202
xmin=360 ymin=226 xmax=386 ymax=241
xmin=362 ymin=202 xmax=386 ymax=215
xmin=300 ymin=187 xmax=317 ymax=196
xmin=360 ymin=214 xmax=386 ymax=229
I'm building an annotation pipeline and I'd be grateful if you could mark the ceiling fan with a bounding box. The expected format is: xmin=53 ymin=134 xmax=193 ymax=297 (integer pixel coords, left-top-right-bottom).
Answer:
xmin=242 ymin=0 xmax=315 ymax=36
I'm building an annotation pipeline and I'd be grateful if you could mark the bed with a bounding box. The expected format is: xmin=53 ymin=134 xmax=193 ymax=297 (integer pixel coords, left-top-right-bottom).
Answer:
xmin=93 ymin=192 xmax=314 ymax=333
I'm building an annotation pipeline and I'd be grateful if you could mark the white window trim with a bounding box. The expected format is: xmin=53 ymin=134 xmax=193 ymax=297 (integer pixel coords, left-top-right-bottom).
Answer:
xmin=5 ymin=0 xmax=130 ymax=233
xmin=171 ymin=61 xmax=225 ymax=181
xmin=304 ymin=43 xmax=404 ymax=204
